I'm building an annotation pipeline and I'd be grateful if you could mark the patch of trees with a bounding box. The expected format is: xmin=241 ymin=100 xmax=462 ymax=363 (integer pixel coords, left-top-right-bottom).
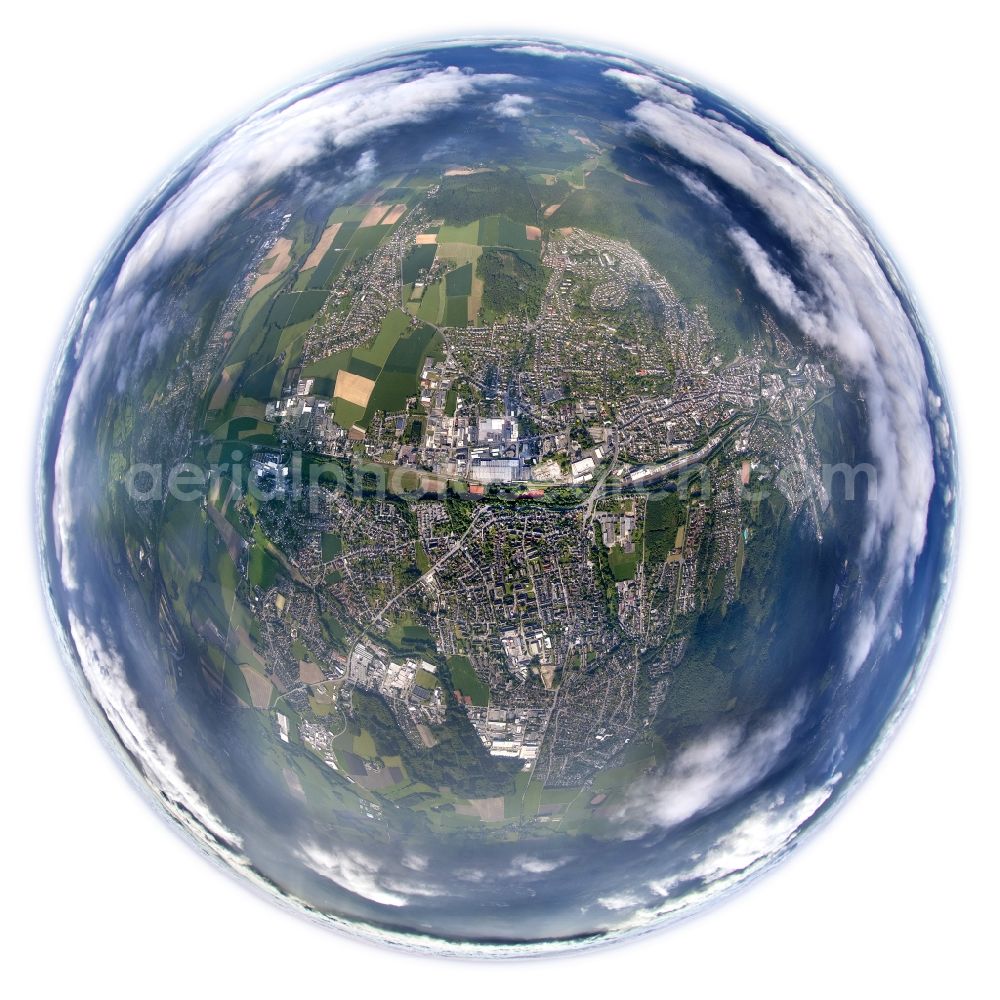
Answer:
xmin=477 ymin=247 xmax=548 ymax=319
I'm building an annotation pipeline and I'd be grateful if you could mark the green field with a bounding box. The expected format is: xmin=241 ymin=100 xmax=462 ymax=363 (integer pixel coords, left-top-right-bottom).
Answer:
xmin=328 ymin=205 xmax=369 ymax=223
xmin=307 ymin=244 xmax=351 ymax=290
xmin=321 ymin=532 xmax=343 ymax=561
xmin=414 ymin=667 xmax=439 ymax=689
xmin=402 ymin=243 xmax=437 ymax=283
xmin=415 ymin=540 xmax=430 ymax=573
xmin=416 ymin=281 xmax=443 ymax=323
xmin=446 ymin=655 xmax=489 ymax=706
xmin=445 ymin=262 xmax=473 ymax=296
xmin=444 ymin=296 xmax=469 ymax=327
xmin=249 ymin=523 xmax=279 ymax=589
xmin=357 ymin=309 xmax=410 ymax=367
xmin=302 ymin=346 xmax=353 ymax=383
xmin=365 ymin=372 xmax=415 ymax=416
xmin=333 ymin=397 xmax=366 ymax=428
xmin=223 ymin=658 xmax=253 ymax=705
xmin=269 ymin=289 xmax=328 ymax=327
xmin=363 ymin=323 xmax=440 ymax=416
xmin=437 ymin=220 xmax=480 ymax=244
xmin=608 ymin=545 xmax=638 ymax=581
xmin=478 ymin=214 xmax=534 ymax=250
xmin=301 ymin=309 xmax=437 ymax=426
xmin=385 ymin=618 xmax=436 ymax=654
xmin=345 ymin=224 xmax=392 ymax=257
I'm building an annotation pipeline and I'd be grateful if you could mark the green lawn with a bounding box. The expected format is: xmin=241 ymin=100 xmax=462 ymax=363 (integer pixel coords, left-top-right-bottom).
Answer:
xmin=446 ymin=655 xmax=489 ymax=706
xmin=608 ymin=545 xmax=638 ymax=581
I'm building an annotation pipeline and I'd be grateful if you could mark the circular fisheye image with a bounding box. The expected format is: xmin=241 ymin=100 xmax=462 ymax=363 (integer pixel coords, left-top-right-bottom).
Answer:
xmin=38 ymin=39 xmax=956 ymax=955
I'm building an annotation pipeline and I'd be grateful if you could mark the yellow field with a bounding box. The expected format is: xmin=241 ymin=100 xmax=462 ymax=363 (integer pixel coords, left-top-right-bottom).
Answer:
xmin=240 ymin=666 xmax=274 ymax=709
xmin=436 ymin=242 xmax=480 ymax=267
xmin=282 ymin=768 xmax=306 ymax=801
xmin=416 ymin=723 xmax=438 ymax=748
xmin=208 ymin=360 xmax=242 ymax=411
xmin=298 ymin=660 xmax=325 ymax=684
xmin=414 ymin=233 xmax=437 ymax=244
xmin=334 ymin=369 xmax=376 ymax=407
xmin=249 ymin=237 xmax=292 ymax=296
xmin=303 ymin=222 xmax=342 ymax=269
xmin=468 ymin=272 xmax=484 ymax=322
xmin=455 ymin=796 xmax=505 ymax=821
xmin=381 ymin=203 xmax=407 ymax=225
xmin=525 ymin=224 xmax=541 ymax=241
xmin=359 ymin=203 xmax=389 ymax=227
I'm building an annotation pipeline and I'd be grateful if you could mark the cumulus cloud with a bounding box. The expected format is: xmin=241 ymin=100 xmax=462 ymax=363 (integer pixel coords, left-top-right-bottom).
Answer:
xmin=688 ymin=780 xmax=837 ymax=885
xmin=299 ymin=843 xmax=409 ymax=907
xmin=603 ymin=68 xmax=696 ymax=110
xmin=494 ymin=42 xmax=582 ymax=60
xmin=625 ymin=778 xmax=839 ymax=930
xmin=614 ymin=695 xmax=807 ymax=834
xmin=606 ymin=68 xmax=942 ymax=679
xmin=597 ymin=892 xmax=643 ymax=911
xmin=493 ymin=42 xmax=644 ymax=72
xmin=493 ymin=93 xmax=533 ymax=119
xmin=676 ymin=168 xmax=723 ymax=207
xmin=300 ymin=842 xmax=449 ymax=907
xmin=506 ymin=855 xmax=568 ymax=875
xmin=68 ymin=612 xmax=242 ymax=852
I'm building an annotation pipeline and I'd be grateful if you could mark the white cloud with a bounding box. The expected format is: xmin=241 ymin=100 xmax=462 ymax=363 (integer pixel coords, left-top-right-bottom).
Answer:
xmin=299 ymin=843 xmax=409 ymax=907
xmin=507 ymin=855 xmax=567 ymax=875
xmin=494 ymin=43 xmax=579 ymax=60
xmin=603 ymin=68 xmax=696 ymax=110
xmin=676 ymin=168 xmax=723 ymax=207
xmin=493 ymin=93 xmax=533 ymax=119
xmin=613 ymin=696 xmax=807 ymax=833
xmin=493 ymin=42 xmax=644 ymax=72
xmin=597 ymin=892 xmax=642 ymax=911
xmin=68 ymin=612 xmax=242 ymax=852
xmin=606 ymin=73 xmax=943 ymax=680
xmin=689 ymin=781 xmax=837 ymax=884
xmin=611 ymin=779 xmax=839 ymax=932
xmin=299 ymin=842 xmax=450 ymax=907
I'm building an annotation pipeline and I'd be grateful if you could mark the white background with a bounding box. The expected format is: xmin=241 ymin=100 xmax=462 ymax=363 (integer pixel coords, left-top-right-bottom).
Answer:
xmin=3 ymin=2 xmax=997 ymax=996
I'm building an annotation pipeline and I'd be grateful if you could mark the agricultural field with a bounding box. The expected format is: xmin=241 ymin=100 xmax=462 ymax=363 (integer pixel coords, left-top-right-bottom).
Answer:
xmin=300 ymin=309 xmax=441 ymax=427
